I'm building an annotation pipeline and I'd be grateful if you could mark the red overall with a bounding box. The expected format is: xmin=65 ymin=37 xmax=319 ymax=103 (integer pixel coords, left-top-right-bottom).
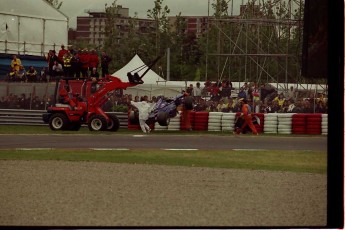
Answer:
xmin=59 ymin=88 xmax=76 ymax=108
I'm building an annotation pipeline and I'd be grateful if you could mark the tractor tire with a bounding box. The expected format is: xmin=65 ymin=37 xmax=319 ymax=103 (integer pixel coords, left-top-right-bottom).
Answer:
xmin=157 ymin=111 xmax=170 ymax=126
xmin=49 ymin=113 xmax=69 ymax=131
xmin=107 ymin=114 xmax=120 ymax=132
xmin=88 ymin=114 xmax=107 ymax=131
xmin=184 ymin=96 xmax=193 ymax=110
xmin=68 ymin=122 xmax=82 ymax=131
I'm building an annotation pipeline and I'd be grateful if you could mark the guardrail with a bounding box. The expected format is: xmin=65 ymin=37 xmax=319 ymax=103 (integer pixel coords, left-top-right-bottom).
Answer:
xmin=0 ymin=109 xmax=129 ymax=128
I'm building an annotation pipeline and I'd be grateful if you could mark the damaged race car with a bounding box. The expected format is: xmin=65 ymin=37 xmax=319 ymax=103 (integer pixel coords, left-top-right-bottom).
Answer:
xmin=129 ymin=93 xmax=193 ymax=126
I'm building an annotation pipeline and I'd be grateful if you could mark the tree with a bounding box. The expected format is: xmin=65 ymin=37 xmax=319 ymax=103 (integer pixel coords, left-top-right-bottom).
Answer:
xmin=147 ymin=0 xmax=171 ymax=67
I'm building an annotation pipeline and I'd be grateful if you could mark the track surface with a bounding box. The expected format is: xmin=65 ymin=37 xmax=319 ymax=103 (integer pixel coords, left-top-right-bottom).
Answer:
xmin=0 ymin=133 xmax=327 ymax=151
xmin=0 ymin=133 xmax=327 ymax=227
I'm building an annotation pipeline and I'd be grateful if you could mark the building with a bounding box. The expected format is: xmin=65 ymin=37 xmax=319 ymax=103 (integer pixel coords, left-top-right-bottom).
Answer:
xmin=69 ymin=5 xmax=255 ymax=46
xmin=70 ymin=5 xmax=155 ymax=47
xmin=168 ymin=16 xmax=212 ymax=38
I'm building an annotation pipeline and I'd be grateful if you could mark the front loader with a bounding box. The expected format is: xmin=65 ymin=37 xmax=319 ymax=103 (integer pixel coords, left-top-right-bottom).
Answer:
xmin=42 ymin=56 xmax=161 ymax=131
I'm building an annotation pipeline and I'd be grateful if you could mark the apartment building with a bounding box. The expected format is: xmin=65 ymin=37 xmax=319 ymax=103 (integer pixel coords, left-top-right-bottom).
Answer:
xmin=70 ymin=5 xmax=155 ymax=47
xmin=168 ymin=16 xmax=212 ymax=38
xmin=69 ymin=5 xmax=251 ymax=46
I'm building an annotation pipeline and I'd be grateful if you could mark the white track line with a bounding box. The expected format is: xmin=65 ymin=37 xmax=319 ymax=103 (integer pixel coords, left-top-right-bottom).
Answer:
xmin=16 ymin=148 xmax=55 ymax=151
xmin=163 ymin=149 xmax=198 ymax=151
xmin=232 ymin=149 xmax=268 ymax=151
xmin=90 ymin=148 xmax=130 ymax=151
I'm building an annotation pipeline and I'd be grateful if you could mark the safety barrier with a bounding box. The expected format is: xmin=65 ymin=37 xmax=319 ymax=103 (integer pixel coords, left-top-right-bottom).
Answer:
xmin=0 ymin=109 xmax=129 ymax=128
xmin=0 ymin=109 xmax=327 ymax=135
xmin=129 ymin=111 xmax=327 ymax=135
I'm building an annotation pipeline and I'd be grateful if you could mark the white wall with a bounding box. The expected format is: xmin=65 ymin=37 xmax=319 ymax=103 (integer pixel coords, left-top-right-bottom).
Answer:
xmin=0 ymin=0 xmax=68 ymax=56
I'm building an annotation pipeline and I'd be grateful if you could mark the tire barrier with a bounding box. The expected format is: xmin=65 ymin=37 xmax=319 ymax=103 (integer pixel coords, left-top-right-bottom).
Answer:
xmin=180 ymin=111 xmax=195 ymax=131
xmin=321 ymin=114 xmax=328 ymax=135
xmin=253 ymin=113 xmax=264 ymax=133
xmin=264 ymin=113 xmax=278 ymax=134
xmin=277 ymin=113 xmax=294 ymax=134
xmin=0 ymin=109 xmax=327 ymax=135
xmin=168 ymin=114 xmax=181 ymax=131
xmin=292 ymin=114 xmax=307 ymax=134
xmin=193 ymin=112 xmax=209 ymax=131
xmin=208 ymin=112 xmax=223 ymax=131
xmin=127 ymin=112 xmax=327 ymax=135
xmin=221 ymin=113 xmax=236 ymax=132
xmin=306 ymin=113 xmax=322 ymax=135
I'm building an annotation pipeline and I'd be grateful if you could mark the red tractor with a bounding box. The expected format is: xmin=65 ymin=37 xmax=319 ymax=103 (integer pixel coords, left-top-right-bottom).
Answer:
xmin=42 ymin=56 xmax=160 ymax=131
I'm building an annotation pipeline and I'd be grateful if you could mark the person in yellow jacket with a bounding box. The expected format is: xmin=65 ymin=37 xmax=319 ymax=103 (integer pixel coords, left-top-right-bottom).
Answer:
xmin=274 ymin=92 xmax=286 ymax=107
xmin=10 ymin=55 xmax=21 ymax=72
xmin=62 ymin=51 xmax=73 ymax=78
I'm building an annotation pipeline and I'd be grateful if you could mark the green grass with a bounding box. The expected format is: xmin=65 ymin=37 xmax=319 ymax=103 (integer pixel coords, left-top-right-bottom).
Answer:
xmin=0 ymin=125 xmax=327 ymax=174
xmin=0 ymin=149 xmax=326 ymax=174
xmin=0 ymin=125 xmax=324 ymax=137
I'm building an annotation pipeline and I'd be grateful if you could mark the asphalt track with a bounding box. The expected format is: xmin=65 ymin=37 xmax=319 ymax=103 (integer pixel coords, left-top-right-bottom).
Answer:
xmin=0 ymin=133 xmax=327 ymax=151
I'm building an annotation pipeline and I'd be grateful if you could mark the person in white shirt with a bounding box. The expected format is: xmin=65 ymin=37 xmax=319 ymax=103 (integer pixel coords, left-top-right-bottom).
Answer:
xmin=193 ymin=82 xmax=202 ymax=103
xmin=287 ymin=99 xmax=296 ymax=113
xmin=130 ymin=97 xmax=155 ymax=133
xmin=52 ymin=61 xmax=64 ymax=79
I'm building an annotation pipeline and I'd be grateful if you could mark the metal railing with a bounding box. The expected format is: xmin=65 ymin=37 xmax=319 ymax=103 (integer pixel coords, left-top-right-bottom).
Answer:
xmin=0 ymin=109 xmax=129 ymax=128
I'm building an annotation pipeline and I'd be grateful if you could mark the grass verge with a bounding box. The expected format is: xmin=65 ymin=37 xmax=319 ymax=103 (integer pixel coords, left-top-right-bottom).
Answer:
xmin=0 ymin=149 xmax=326 ymax=174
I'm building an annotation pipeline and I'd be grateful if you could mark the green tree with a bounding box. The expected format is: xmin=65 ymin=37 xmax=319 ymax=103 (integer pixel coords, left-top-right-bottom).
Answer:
xmin=147 ymin=0 xmax=171 ymax=71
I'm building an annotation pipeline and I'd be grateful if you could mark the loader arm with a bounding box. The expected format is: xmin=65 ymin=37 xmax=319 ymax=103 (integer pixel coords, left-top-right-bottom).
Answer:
xmin=88 ymin=75 xmax=136 ymax=108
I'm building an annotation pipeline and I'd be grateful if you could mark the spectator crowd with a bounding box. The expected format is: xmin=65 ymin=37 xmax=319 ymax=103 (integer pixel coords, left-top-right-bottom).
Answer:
xmin=5 ymin=44 xmax=112 ymax=83
xmin=0 ymin=80 xmax=328 ymax=114
xmin=2 ymin=44 xmax=327 ymax=114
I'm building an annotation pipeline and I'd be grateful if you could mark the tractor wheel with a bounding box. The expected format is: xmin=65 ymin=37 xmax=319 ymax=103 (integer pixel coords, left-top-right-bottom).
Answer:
xmin=88 ymin=114 xmax=107 ymax=131
xmin=68 ymin=122 xmax=82 ymax=131
xmin=49 ymin=113 xmax=69 ymax=131
xmin=184 ymin=96 xmax=194 ymax=110
xmin=157 ymin=111 xmax=170 ymax=126
xmin=107 ymin=114 xmax=120 ymax=132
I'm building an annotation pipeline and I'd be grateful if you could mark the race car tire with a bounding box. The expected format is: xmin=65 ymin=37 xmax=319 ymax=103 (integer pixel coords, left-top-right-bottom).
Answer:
xmin=157 ymin=112 xmax=170 ymax=126
xmin=88 ymin=114 xmax=107 ymax=131
xmin=107 ymin=114 xmax=120 ymax=131
xmin=49 ymin=113 xmax=69 ymax=131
